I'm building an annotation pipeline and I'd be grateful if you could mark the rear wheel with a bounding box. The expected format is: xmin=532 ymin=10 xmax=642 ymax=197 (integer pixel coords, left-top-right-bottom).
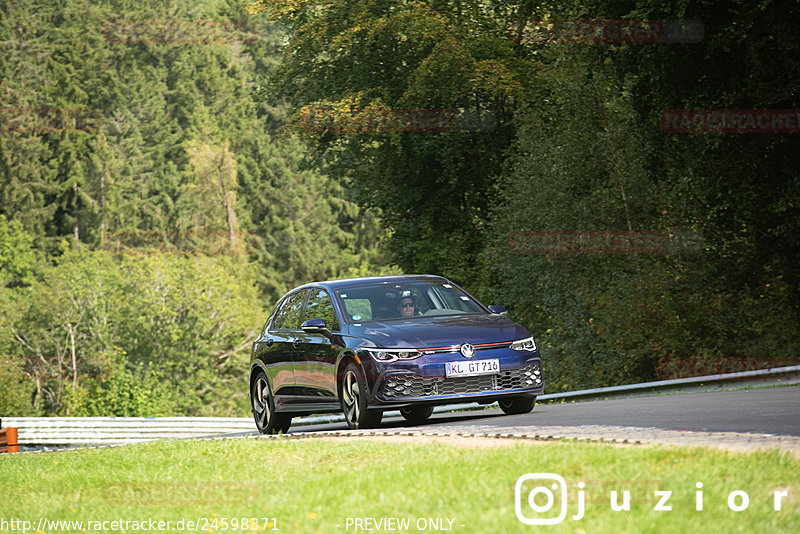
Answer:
xmin=498 ymin=395 xmax=536 ymax=415
xmin=400 ymin=405 xmax=434 ymax=424
xmin=251 ymin=370 xmax=291 ymax=434
xmin=340 ymin=362 xmax=382 ymax=429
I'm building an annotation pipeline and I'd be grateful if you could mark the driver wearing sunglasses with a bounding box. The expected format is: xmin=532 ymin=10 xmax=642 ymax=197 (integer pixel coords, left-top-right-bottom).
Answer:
xmin=396 ymin=295 xmax=418 ymax=318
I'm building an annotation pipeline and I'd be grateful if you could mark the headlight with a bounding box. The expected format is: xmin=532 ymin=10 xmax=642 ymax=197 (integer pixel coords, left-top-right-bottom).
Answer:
xmin=366 ymin=349 xmax=422 ymax=362
xmin=510 ymin=336 xmax=537 ymax=352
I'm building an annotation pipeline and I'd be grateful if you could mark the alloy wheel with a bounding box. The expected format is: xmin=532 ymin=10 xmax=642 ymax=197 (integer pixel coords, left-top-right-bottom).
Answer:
xmin=252 ymin=375 xmax=272 ymax=429
xmin=340 ymin=362 xmax=382 ymax=429
xmin=250 ymin=371 xmax=291 ymax=434
xmin=342 ymin=369 xmax=361 ymax=425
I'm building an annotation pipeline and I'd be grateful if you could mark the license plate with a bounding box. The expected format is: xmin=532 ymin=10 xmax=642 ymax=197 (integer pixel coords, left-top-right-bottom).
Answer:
xmin=445 ymin=359 xmax=500 ymax=377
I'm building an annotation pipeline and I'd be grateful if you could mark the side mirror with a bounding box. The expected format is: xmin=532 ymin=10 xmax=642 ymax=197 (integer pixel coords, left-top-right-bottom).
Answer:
xmin=488 ymin=305 xmax=508 ymax=316
xmin=301 ymin=318 xmax=331 ymax=335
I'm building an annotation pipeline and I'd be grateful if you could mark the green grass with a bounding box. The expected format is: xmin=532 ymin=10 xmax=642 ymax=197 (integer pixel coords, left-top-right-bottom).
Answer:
xmin=0 ymin=437 xmax=797 ymax=533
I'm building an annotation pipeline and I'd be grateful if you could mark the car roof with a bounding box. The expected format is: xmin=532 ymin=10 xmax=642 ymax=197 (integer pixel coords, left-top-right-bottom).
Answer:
xmin=297 ymin=274 xmax=449 ymax=291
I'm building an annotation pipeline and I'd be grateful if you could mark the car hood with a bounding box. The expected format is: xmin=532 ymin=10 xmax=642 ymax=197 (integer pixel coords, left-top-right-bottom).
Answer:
xmin=349 ymin=314 xmax=529 ymax=349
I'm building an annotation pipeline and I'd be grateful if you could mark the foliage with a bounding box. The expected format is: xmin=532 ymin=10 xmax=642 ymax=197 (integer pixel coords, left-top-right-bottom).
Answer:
xmin=488 ymin=45 xmax=667 ymax=390
xmin=0 ymin=0 xmax=391 ymax=416
xmin=255 ymin=0 xmax=531 ymax=282
xmin=488 ymin=2 xmax=800 ymax=390
xmin=0 ymin=214 xmax=36 ymax=287
xmin=0 ymin=344 xmax=35 ymax=416
xmin=609 ymin=0 xmax=800 ymax=305
xmin=2 ymin=249 xmax=263 ymax=416
xmin=63 ymin=362 xmax=177 ymax=417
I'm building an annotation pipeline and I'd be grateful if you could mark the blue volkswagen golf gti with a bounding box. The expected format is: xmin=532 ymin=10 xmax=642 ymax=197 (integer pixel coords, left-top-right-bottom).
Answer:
xmin=249 ymin=275 xmax=543 ymax=433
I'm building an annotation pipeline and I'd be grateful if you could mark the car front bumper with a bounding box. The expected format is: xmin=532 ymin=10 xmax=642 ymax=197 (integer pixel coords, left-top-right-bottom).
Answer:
xmin=361 ymin=348 xmax=544 ymax=409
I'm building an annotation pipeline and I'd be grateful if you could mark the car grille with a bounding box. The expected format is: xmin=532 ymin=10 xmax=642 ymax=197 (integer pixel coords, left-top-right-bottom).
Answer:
xmin=383 ymin=362 xmax=542 ymax=398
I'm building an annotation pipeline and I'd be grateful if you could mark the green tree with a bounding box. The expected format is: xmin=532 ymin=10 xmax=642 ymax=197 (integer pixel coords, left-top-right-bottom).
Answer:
xmin=181 ymin=140 xmax=241 ymax=253
xmin=0 ymin=214 xmax=36 ymax=287
xmin=488 ymin=45 xmax=669 ymax=390
xmin=489 ymin=0 xmax=800 ymax=389
xmin=1 ymin=0 xmax=389 ymax=295
xmin=607 ymin=0 xmax=800 ymax=308
xmin=0 ymin=285 xmax=36 ymax=415
xmin=5 ymin=249 xmax=266 ymax=416
xmin=114 ymin=252 xmax=264 ymax=416
xmin=254 ymin=0 xmax=528 ymax=282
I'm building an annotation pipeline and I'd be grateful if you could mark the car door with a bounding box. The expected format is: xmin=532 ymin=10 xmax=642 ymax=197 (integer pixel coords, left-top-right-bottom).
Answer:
xmin=291 ymin=288 xmax=341 ymax=401
xmin=263 ymin=289 xmax=308 ymax=407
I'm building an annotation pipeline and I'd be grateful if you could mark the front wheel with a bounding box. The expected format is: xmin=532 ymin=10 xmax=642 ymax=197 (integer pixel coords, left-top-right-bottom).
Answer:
xmin=498 ymin=395 xmax=536 ymax=415
xmin=340 ymin=362 xmax=382 ymax=429
xmin=399 ymin=405 xmax=434 ymax=424
xmin=251 ymin=370 xmax=291 ymax=434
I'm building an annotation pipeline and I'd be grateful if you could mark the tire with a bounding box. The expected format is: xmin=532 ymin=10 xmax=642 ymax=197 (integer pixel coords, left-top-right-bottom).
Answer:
xmin=340 ymin=362 xmax=382 ymax=429
xmin=498 ymin=395 xmax=536 ymax=415
xmin=399 ymin=405 xmax=434 ymax=424
xmin=251 ymin=370 xmax=291 ymax=434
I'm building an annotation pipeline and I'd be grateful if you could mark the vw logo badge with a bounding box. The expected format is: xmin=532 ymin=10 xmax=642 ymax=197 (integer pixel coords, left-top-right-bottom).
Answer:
xmin=460 ymin=343 xmax=476 ymax=358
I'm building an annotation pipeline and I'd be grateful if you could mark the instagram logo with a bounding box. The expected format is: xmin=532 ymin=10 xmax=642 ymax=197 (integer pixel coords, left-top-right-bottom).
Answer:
xmin=514 ymin=474 xmax=790 ymax=524
xmin=515 ymin=473 xmax=572 ymax=525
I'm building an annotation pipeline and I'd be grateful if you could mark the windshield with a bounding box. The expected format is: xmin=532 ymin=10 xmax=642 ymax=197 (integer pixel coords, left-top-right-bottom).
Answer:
xmin=335 ymin=280 xmax=486 ymax=322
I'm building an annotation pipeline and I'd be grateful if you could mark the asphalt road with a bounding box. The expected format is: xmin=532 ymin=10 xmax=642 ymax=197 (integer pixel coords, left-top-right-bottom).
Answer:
xmin=292 ymin=385 xmax=800 ymax=436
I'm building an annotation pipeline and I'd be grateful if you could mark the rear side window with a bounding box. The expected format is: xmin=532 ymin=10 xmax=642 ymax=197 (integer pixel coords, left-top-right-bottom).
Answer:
xmin=272 ymin=290 xmax=308 ymax=330
xmin=304 ymin=289 xmax=340 ymax=331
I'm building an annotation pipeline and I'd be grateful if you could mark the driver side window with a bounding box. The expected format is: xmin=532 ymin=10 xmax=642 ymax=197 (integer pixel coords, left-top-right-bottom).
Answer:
xmin=304 ymin=289 xmax=340 ymax=331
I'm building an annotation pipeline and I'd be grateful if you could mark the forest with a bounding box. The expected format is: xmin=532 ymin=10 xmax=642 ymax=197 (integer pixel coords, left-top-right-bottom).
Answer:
xmin=1 ymin=0 xmax=798 ymax=416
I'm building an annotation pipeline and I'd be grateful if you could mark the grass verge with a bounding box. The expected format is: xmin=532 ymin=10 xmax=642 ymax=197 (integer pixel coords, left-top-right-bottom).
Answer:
xmin=0 ymin=436 xmax=797 ymax=533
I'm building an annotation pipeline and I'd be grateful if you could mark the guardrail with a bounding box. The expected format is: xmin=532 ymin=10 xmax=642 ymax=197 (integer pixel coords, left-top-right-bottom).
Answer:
xmin=0 ymin=417 xmax=253 ymax=449
xmin=538 ymin=364 xmax=800 ymax=401
xmin=3 ymin=365 xmax=798 ymax=449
